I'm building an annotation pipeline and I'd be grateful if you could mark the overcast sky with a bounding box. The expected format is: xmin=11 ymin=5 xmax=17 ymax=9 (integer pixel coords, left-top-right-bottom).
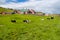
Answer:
xmin=0 ymin=0 xmax=60 ymax=14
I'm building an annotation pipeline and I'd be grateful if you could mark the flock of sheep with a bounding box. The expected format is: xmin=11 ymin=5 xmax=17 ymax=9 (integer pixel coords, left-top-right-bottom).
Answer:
xmin=11 ymin=16 xmax=54 ymax=23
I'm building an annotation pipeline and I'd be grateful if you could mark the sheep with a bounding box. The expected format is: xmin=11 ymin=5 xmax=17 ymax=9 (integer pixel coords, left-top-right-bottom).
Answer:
xmin=23 ymin=20 xmax=31 ymax=23
xmin=11 ymin=19 xmax=16 ymax=23
xmin=47 ymin=18 xmax=50 ymax=20
xmin=51 ymin=16 xmax=54 ymax=19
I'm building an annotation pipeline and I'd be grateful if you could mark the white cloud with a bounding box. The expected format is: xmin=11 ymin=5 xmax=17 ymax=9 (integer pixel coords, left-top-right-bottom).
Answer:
xmin=29 ymin=0 xmax=37 ymax=1
xmin=0 ymin=0 xmax=6 ymax=4
xmin=12 ymin=0 xmax=17 ymax=1
xmin=0 ymin=0 xmax=60 ymax=14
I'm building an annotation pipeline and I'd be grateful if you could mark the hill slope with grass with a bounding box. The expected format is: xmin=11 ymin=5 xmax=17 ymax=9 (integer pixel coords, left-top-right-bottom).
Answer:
xmin=0 ymin=14 xmax=60 ymax=40
xmin=0 ymin=7 xmax=13 ymax=12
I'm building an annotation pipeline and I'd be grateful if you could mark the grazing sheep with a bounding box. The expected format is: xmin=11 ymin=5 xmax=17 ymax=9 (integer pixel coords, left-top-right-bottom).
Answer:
xmin=23 ymin=20 xmax=30 ymax=23
xmin=47 ymin=18 xmax=50 ymax=20
xmin=51 ymin=16 xmax=54 ymax=19
xmin=11 ymin=19 xmax=16 ymax=23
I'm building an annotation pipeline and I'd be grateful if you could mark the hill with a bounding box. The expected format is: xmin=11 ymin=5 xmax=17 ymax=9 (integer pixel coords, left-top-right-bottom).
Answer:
xmin=0 ymin=14 xmax=60 ymax=40
xmin=0 ymin=7 xmax=13 ymax=12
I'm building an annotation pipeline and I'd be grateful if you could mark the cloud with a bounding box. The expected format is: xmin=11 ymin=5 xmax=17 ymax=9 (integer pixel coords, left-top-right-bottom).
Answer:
xmin=0 ymin=0 xmax=60 ymax=14
xmin=12 ymin=0 xmax=17 ymax=1
xmin=0 ymin=0 xmax=6 ymax=4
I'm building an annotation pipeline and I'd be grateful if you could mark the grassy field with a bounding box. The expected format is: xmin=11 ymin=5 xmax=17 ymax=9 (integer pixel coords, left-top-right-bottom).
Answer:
xmin=0 ymin=14 xmax=60 ymax=40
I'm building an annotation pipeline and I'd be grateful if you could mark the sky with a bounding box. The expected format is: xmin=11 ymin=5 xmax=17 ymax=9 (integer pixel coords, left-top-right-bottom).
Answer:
xmin=0 ymin=0 xmax=60 ymax=14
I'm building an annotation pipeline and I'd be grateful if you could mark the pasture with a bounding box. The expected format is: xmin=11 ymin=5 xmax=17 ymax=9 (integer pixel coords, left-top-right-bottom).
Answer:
xmin=0 ymin=14 xmax=60 ymax=40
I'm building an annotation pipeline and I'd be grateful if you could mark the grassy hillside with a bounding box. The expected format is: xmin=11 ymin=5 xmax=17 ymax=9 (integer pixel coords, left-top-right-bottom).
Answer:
xmin=0 ymin=14 xmax=60 ymax=40
xmin=0 ymin=7 xmax=13 ymax=12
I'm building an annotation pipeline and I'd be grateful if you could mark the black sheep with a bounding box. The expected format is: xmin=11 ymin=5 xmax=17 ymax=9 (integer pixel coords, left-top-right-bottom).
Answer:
xmin=51 ymin=16 xmax=54 ymax=19
xmin=11 ymin=19 xmax=16 ymax=23
xmin=47 ymin=18 xmax=50 ymax=20
xmin=23 ymin=20 xmax=29 ymax=23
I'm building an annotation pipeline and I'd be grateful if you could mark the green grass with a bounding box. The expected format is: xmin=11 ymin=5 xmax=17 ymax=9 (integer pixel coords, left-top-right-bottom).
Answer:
xmin=0 ymin=14 xmax=60 ymax=40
